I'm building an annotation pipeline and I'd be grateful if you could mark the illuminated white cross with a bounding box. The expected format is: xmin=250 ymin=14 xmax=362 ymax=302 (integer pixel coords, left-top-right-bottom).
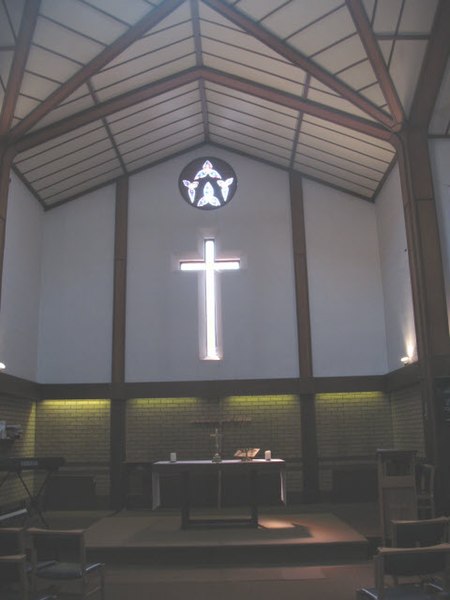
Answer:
xmin=180 ymin=239 xmax=240 ymax=360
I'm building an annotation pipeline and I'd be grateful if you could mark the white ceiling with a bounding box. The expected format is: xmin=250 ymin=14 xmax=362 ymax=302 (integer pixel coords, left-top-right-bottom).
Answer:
xmin=0 ymin=0 xmax=448 ymax=208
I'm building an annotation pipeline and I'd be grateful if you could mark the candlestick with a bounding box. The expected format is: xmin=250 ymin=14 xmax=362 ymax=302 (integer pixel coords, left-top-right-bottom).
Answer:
xmin=265 ymin=450 xmax=271 ymax=461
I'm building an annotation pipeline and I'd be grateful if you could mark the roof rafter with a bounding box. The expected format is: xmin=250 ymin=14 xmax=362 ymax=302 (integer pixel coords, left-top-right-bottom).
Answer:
xmin=0 ymin=0 xmax=41 ymax=136
xmin=201 ymin=68 xmax=393 ymax=142
xmin=201 ymin=0 xmax=395 ymax=130
xmin=346 ymin=0 xmax=404 ymax=129
xmin=409 ymin=0 xmax=450 ymax=129
xmin=8 ymin=0 xmax=186 ymax=140
xmin=14 ymin=66 xmax=393 ymax=157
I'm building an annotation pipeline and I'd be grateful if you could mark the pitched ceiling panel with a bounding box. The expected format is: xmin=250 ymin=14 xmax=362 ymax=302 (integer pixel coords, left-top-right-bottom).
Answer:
xmin=28 ymin=86 xmax=95 ymax=131
xmin=102 ymin=19 xmax=194 ymax=71
xmin=429 ymin=58 xmax=450 ymax=136
xmin=209 ymin=130 xmax=292 ymax=167
xmin=43 ymin=165 xmax=124 ymax=207
xmin=307 ymin=80 xmax=379 ymax=122
xmin=93 ymin=54 xmax=196 ymax=103
xmin=106 ymin=83 xmax=201 ymax=128
xmin=224 ymin=0 xmax=289 ymax=23
xmin=199 ymin=3 xmax=307 ymax=96
xmin=118 ymin=113 xmax=204 ymax=156
xmin=32 ymin=17 xmax=105 ymax=64
xmin=288 ymin=6 xmax=356 ymax=56
xmin=293 ymin=152 xmax=378 ymax=192
xmin=388 ymin=40 xmax=427 ymax=116
xmin=27 ymin=138 xmax=114 ymax=184
xmin=113 ymin=103 xmax=202 ymax=146
xmin=399 ymin=0 xmax=438 ymax=34
xmin=313 ymin=34 xmax=368 ymax=74
xmin=371 ymin=0 xmax=403 ymax=34
xmin=92 ymin=38 xmax=195 ymax=91
xmin=292 ymin=159 xmax=375 ymax=198
xmin=301 ymin=115 xmax=395 ymax=157
xmin=205 ymin=83 xmax=299 ymax=140
xmin=34 ymin=151 xmax=120 ymax=195
xmin=16 ymin=123 xmax=107 ymax=171
xmin=39 ymin=0 xmax=128 ymax=45
xmin=207 ymin=98 xmax=296 ymax=138
xmin=298 ymin=129 xmax=389 ymax=171
xmin=3 ymin=0 xmax=26 ymax=36
xmin=123 ymin=123 xmax=205 ymax=168
xmin=209 ymin=114 xmax=293 ymax=152
xmin=39 ymin=156 xmax=122 ymax=197
xmin=81 ymin=0 xmax=158 ymax=25
xmin=126 ymin=133 xmax=204 ymax=172
xmin=0 ymin=2 xmax=16 ymax=46
xmin=18 ymin=72 xmax=59 ymax=102
xmin=296 ymin=141 xmax=384 ymax=180
xmin=26 ymin=46 xmax=81 ymax=82
xmin=258 ymin=0 xmax=344 ymax=40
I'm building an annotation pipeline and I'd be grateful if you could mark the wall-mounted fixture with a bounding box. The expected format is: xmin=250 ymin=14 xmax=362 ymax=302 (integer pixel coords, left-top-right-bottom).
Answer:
xmin=0 ymin=362 xmax=5 ymax=370
xmin=400 ymin=356 xmax=411 ymax=365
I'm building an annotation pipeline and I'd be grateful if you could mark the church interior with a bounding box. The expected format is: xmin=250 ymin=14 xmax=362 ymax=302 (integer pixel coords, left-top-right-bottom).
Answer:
xmin=0 ymin=0 xmax=450 ymax=598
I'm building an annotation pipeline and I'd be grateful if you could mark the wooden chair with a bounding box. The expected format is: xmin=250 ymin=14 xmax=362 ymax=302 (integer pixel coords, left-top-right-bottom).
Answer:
xmin=356 ymin=543 xmax=450 ymax=600
xmin=392 ymin=517 xmax=449 ymax=548
xmin=0 ymin=554 xmax=57 ymax=600
xmin=29 ymin=528 xmax=105 ymax=600
xmin=416 ymin=464 xmax=436 ymax=518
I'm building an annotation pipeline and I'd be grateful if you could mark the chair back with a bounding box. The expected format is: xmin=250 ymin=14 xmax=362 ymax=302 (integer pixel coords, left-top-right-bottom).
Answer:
xmin=0 ymin=527 xmax=26 ymax=555
xmin=392 ymin=517 xmax=449 ymax=547
xmin=29 ymin=528 xmax=87 ymax=568
xmin=375 ymin=543 xmax=450 ymax=597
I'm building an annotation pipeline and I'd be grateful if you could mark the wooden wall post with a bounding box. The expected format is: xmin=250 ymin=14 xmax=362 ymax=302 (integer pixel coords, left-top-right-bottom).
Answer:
xmin=290 ymin=170 xmax=319 ymax=501
xmin=110 ymin=176 xmax=129 ymax=509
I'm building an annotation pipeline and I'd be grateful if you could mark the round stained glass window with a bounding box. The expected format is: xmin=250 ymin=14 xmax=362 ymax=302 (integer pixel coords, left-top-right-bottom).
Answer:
xmin=178 ymin=157 xmax=237 ymax=210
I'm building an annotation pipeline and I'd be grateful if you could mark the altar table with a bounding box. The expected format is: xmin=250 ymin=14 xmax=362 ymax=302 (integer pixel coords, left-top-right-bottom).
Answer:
xmin=152 ymin=459 xmax=286 ymax=528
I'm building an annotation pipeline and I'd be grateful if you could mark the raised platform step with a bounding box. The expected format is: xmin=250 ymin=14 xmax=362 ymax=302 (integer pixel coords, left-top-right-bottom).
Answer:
xmin=83 ymin=509 xmax=372 ymax=566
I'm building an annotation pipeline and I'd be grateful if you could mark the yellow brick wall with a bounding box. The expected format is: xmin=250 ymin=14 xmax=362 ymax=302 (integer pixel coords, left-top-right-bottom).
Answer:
xmin=126 ymin=395 xmax=302 ymax=492
xmin=35 ymin=399 xmax=110 ymax=498
xmin=0 ymin=398 xmax=36 ymax=507
xmin=390 ymin=385 xmax=425 ymax=457
xmin=316 ymin=392 xmax=393 ymax=491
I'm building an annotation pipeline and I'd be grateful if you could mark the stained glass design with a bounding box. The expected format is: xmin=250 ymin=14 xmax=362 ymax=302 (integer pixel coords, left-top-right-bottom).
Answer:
xmin=178 ymin=157 xmax=237 ymax=210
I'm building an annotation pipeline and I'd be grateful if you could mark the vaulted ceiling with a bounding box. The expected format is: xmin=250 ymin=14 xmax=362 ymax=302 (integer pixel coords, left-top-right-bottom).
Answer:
xmin=0 ymin=0 xmax=449 ymax=209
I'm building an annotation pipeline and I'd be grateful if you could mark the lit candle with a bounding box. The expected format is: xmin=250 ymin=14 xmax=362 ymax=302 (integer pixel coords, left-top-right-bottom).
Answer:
xmin=170 ymin=452 xmax=177 ymax=462
xmin=265 ymin=450 xmax=271 ymax=461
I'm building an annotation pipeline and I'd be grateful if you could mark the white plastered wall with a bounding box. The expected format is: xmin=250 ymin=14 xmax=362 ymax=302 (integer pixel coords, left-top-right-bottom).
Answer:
xmin=125 ymin=147 xmax=299 ymax=381
xmin=37 ymin=186 xmax=115 ymax=383
xmin=375 ymin=163 xmax=417 ymax=370
xmin=0 ymin=173 xmax=43 ymax=380
xmin=303 ymin=179 xmax=388 ymax=376
xmin=429 ymin=139 xmax=450 ymax=333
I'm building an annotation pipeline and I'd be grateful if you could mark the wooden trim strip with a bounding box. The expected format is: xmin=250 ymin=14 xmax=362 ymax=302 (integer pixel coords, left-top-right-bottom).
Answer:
xmin=0 ymin=0 xmax=41 ymax=135
xmin=112 ymin=176 xmax=128 ymax=384
xmin=289 ymin=171 xmax=313 ymax=378
xmin=346 ymin=0 xmax=404 ymax=128
xmin=0 ymin=146 xmax=15 ymax=311
xmin=38 ymin=375 xmax=387 ymax=400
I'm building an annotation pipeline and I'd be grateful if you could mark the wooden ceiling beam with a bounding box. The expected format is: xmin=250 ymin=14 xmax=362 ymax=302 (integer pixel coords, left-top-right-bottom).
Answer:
xmin=201 ymin=0 xmax=395 ymax=129
xmin=8 ymin=0 xmax=186 ymax=140
xmin=0 ymin=0 xmax=41 ymax=136
xmin=200 ymin=68 xmax=393 ymax=142
xmin=15 ymin=68 xmax=201 ymax=153
xmin=15 ymin=66 xmax=393 ymax=155
xmin=346 ymin=0 xmax=404 ymax=129
xmin=409 ymin=0 xmax=450 ymax=129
